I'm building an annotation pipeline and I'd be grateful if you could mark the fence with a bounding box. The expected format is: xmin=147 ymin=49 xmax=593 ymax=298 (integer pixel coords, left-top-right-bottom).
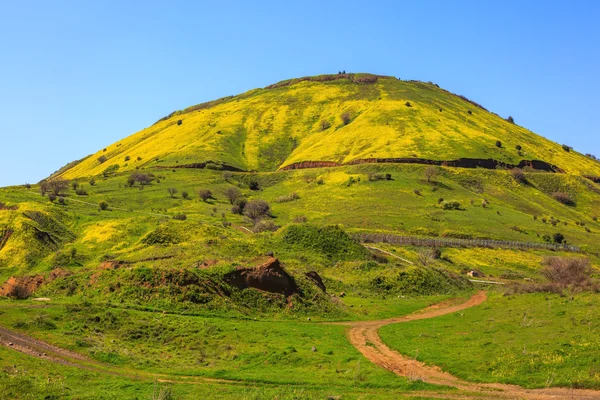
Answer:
xmin=355 ymin=232 xmax=580 ymax=252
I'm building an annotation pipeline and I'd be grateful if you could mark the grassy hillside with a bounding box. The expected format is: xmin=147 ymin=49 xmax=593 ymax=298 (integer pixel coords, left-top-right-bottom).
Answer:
xmin=54 ymin=74 xmax=600 ymax=179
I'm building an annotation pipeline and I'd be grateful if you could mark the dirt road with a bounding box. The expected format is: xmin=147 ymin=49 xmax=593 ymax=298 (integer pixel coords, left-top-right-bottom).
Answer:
xmin=342 ymin=291 xmax=600 ymax=399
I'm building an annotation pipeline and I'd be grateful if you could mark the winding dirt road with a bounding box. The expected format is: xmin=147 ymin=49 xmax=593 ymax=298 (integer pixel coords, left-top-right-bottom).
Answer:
xmin=341 ymin=291 xmax=600 ymax=399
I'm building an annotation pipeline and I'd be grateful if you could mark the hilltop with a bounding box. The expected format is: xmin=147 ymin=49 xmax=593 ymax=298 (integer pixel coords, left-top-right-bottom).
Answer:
xmin=52 ymin=73 xmax=600 ymax=179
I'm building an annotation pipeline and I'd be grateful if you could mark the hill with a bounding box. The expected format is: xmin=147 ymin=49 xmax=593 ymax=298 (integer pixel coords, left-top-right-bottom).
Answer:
xmin=53 ymin=73 xmax=600 ymax=179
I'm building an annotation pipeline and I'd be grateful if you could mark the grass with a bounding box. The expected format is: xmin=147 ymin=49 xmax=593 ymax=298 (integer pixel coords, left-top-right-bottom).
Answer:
xmin=380 ymin=291 xmax=600 ymax=389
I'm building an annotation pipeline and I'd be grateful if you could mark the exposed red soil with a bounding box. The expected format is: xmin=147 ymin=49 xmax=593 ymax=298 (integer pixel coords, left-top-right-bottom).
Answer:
xmin=342 ymin=291 xmax=600 ymax=399
xmin=0 ymin=268 xmax=73 ymax=299
xmin=224 ymin=257 xmax=298 ymax=296
xmin=281 ymin=157 xmax=563 ymax=173
xmin=0 ymin=202 xmax=19 ymax=210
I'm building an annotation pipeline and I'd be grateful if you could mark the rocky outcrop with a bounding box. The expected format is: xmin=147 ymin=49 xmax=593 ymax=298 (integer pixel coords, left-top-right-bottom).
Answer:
xmin=0 ymin=275 xmax=45 ymax=299
xmin=281 ymin=157 xmax=563 ymax=173
xmin=305 ymin=271 xmax=326 ymax=292
xmin=224 ymin=258 xmax=298 ymax=296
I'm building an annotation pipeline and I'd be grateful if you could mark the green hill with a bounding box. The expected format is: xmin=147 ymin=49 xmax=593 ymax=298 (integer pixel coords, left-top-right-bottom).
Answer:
xmin=54 ymin=74 xmax=600 ymax=179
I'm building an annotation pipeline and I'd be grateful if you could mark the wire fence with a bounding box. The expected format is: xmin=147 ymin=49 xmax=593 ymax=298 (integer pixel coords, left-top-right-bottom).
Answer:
xmin=355 ymin=232 xmax=580 ymax=252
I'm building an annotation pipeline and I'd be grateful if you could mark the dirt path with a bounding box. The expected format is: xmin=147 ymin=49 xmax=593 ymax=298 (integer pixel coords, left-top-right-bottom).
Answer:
xmin=344 ymin=291 xmax=600 ymax=399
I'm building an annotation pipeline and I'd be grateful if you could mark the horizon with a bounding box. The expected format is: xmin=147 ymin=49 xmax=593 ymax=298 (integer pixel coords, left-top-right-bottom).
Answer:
xmin=1 ymin=0 xmax=599 ymax=186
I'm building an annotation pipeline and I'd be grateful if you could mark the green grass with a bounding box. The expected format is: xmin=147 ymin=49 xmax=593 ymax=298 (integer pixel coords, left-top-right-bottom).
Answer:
xmin=380 ymin=292 xmax=600 ymax=389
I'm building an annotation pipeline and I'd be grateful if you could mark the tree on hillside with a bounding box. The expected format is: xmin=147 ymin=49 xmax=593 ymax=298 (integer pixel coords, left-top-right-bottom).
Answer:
xmin=506 ymin=116 xmax=515 ymax=124
xmin=48 ymin=179 xmax=69 ymax=196
xmin=167 ymin=188 xmax=178 ymax=198
xmin=225 ymin=187 xmax=241 ymax=204
xmin=424 ymin=166 xmax=438 ymax=183
xmin=341 ymin=111 xmax=351 ymax=125
xmin=198 ymin=189 xmax=213 ymax=202
xmin=320 ymin=120 xmax=331 ymax=130
xmin=243 ymin=199 xmax=271 ymax=221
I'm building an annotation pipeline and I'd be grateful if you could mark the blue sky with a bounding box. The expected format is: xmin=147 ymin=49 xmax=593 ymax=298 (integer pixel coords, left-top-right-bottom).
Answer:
xmin=0 ymin=0 xmax=598 ymax=186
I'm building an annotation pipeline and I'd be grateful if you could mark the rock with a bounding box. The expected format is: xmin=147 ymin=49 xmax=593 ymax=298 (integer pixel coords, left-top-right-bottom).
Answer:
xmin=305 ymin=271 xmax=326 ymax=292
xmin=224 ymin=257 xmax=298 ymax=296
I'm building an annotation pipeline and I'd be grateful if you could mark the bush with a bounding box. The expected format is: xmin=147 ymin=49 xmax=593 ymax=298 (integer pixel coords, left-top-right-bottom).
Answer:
xmin=320 ymin=120 xmax=331 ymax=130
xmin=243 ymin=199 xmax=270 ymax=221
xmin=552 ymin=192 xmax=575 ymax=206
xmin=75 ymin=188 xmax=88 ymax=196
xmin=71 ymin=182 xmax=79 ymax=190
xmin=99 ymin=201 xmax=109 ymax=211
xmin=293 ymin=215 xmax=308 ymax=223
xmin=172 ymin=214 xmax=187 ymax=221
xmin=553 ymin=232 xmax=565 ymax=244
xmin=442 ymin=201 xmax=462 ymax=210
xmin=224 ymin=187 xmax=241 ymax=204
xmin=124 ymin=155 xmax=130 ymax=161
xmin=506 ymin=116 xmax=515 ymax=124
xmin=177 ymin=119 xmax=182 ymax=125
xmin=495 ymin=140 xmax=502 ymax=148
xmin=542 ymin=257 xmax=592 ymax=288
xmin=414 ymin=189 xmax=421 ymax=196
xmin=385 ymin=173 xmax=392 ymax=180
xmin=98 ymin=155 xmax=107 ymax=164
xmin=223 ymin=171 xmax=233 ymax=181
xmin=510 ymin=168 xmax=526 ymax=183
xmin=275 ymin=192 xmax=299 ymax=203
xmin=102 ymin=164 xmax=119 ymax=177
xmin=198 ymin=189 xmax=212 ymax=202
xmin=48 ymin=179 xmax=69 ymax=196
xmin=341 ymin=111 xmax=351 ymax=125
xmin=248 ymin=179 xmax=260 ymax=191
xmin=368 ymin=173 xmax=385 ymax=181
xmin=167 ymin=187 xmax=178 ymax=198
xmin=181 ymin=191 xmax=189 ymax=199
xmin=405 ymin=101 xmax=412 ymax=107
xmin=424 ymin=166 xmax=437 ymax=182
xmin=515 ymin=144 xmax=522 ymax=151
xmin=58 ymin=197 xmax=66 ymax=205
xmin=253 ymin=220 xmax=278 ymax=233
xmin=231 ymin=198 xmax=247 ymax=215
xmin=89 ymin=178 xmax=96 ymax=186
xmin=562 ymin=144 xmax=571 ymax=152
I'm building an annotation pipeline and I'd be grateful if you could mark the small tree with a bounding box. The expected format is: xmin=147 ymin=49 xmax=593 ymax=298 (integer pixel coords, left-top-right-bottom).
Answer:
xmin=243 ymin=199 xmax=271 ymax=221
xmin=98 ymin=155 xmax=107 ymax=163
xmin=124 ymin=155 xmax=130 ymax=162
xmin=506 ymin=116 xmax=515 ymax=124
xmin=181 ymin=191 xmax=189 ymax=199
xmin=562 ymin=144 xmax=572 ymax=152
xmin=552 ymin=192 xmax=575 ymax=206
xmin=495 ymin=140 xmax=502 ymax=148
xmin=99 ymin=201 xmax=109 ymax=211
xmin=39 ymin=181 xmax=49 ymax=196
xmin=48 ymin=179 xmax=69 ymax=196
xmin=198 ymin=189 xmax=212 ymax=202
xmin=89 ymin=178 xmax=96 ymax=186
xmin=424 ymin=166 xmax=437 ymax=182
xmin=167 ymin=188 xmax=178 ymax=198
xmin=553 ymin=233 xmax=565 ymax=244
xmin=225 ymin=187 xmax=241 ymax=204
xmin=48 ymin=193 xmax=57 ymax=202
xmin=515 ymin=144 xmax=522 ymax=151
xmin=341 ymin=111 xmax=351 ymax=125
xmin=405 ymin=101 xmax=412 ymax=107
xmin=71 ymin=181 xmax=79 ymax=190
xmin=320 ymin=120 xmax=331 ymax=131
xmin=510 ymin=168 xmax=526 ymax=183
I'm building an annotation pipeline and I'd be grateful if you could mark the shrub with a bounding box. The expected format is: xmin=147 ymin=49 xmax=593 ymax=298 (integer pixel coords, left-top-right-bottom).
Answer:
xmin=414 ymin=189 xmax=421 ymax=195
xmin=177 ymin=119 xmax=182 ymax=125
xmin=124 ymin=155 xmax=130 ymax=161
xmin=552 ymin=192 xmax=575 ymax=206
xmin=167 ymin=188 xmax=178 ymax=198
xmin=172 ymin=214 xmax=187 ymax=221
xmin=89 ymin=178 xmax=96 ymax=186
xmin=442 ymin=201 xmax=462 ymax=210
xmin=368 ymin=173 xmax=385 ymax=181
xmin=231 ymin=198 xmax=247 ymax=215
xmin=243 ymin=199 xmax=271 ymax=221
xmin=293 ymin=215 xmax=308 ymax=223
xmin=467 ymin=110 xmax=472 ymax=115
xmin=437 ymin=197 xmax=444 ymax=204
xmin=341 ymin=111 xmax=351 ymax=125
xmin=25 ymin=183 xmax=31 ymax=189
xmin=515 ymin=144 xmax=522 ymax=151
xmin=129 ymin=172 xmax=152 ymax=187
xmin=510 ymin=168 xmax=526 ymax=183
xmin=316 ymin=178 xmax=324 ymax=185
xmin=198 ymin=189 xmax=212 ymax=202
xmin=99 ymin=201 xmax=109 ymax=211
xmin=71 ymin=182 xmax=79 ymax=190
xmin=542 ymin=257 xmax=591 ymax=287
xmin=223 ymin=171 xmax=233 ymax=181
xmin=562 ymin=144 xmax=571 ymax=152
xmin=137 ymin=156 xmax=142 ymax=161
xmin=405 ymin=101 xmax=412 ymax=107
xmin=495 ymin=140 xmax=502 ymax=148
xmin=253 ymin=220 xmax=278 ymax=233
xmin=224 ymin=187 xmax=241 ymax=204
xmin=275 ymin=192 xmax=299 ymax=203
xmin=58 ymin=197 xmax=66 ymax=205
xmin=75 ymin=188 xmax=88 ymax=196
xmin=48 ymin=179 xmax=69 ymax=196
xmin=320 ymin=120 xmax=331 ymax=130
xmin=98 ymin=155 xmax=107 ymax=163
xmin=385 ymin=173 xmax=392 ymax=180
xmin=506 ymin=116 xmax=515 ymax=124
xmin=553 ymin=232 xmax=565 ymax=244
xmin=248 ymin=178 xmax=260 ymax=191
xmin=181 ymin=191 xmax=189 ymax=199
xmin=47 ymin=193 xmax=56 ymax=202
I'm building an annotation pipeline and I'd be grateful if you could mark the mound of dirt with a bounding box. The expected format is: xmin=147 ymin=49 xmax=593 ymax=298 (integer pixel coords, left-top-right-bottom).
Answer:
xmin=0 ymin=275 xmax=45 ymax=299
xmin=225 ymin=258 xmax=298 ymax=296
xmin=305 ymin=271 xmax=326 ymax=292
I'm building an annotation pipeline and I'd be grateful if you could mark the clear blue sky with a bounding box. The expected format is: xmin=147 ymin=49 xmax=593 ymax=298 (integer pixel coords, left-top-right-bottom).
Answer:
xmin=1 ymin=0 xmax=598 ymax=187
